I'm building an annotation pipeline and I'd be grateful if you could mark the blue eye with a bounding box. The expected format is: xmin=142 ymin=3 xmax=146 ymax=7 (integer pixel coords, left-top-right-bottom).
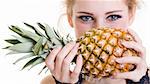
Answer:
xmin=78 ymin=16 xmax=94 ymax=22
xmin=106 ymin=15 xmax=122 ymax=21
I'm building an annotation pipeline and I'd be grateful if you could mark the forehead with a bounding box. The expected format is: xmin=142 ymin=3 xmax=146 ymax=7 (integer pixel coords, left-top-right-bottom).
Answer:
xmin=73 ymin=0 xmax=128 ymax=13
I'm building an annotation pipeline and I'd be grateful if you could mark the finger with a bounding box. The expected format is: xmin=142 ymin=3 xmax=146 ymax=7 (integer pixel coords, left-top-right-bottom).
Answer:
xmin=71 ymin=54 xmax=83 ymax=83
xmin=116 ymin=56 xmax=141 ymax=64
xmin=114 ymin=71 xmax=144 ymax=82
xmin=115 ymin=55 xmax=147 ymax=82
xmin=121 ymin=41 xmax=146 ymax=59
xmin=116 ymin=57 xmax=147 ymax=72
xmin=127 ymin=28 xmax=142 ymax=44
xmin=45 ymin=47 xmax=62 ymax=72
xmin=55 ymin=42 xmax=76 ymax=79
xmin=61 ymin=43 xmax=79 ymax=81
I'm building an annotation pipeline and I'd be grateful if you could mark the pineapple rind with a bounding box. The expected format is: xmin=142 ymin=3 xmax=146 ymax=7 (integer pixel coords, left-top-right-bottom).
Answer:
xmin=77 ymin=28 xmax=138 ymax=80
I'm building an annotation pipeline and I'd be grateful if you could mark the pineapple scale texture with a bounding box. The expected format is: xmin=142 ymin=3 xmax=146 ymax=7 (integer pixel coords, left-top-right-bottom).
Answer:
xmin=77 ymin=27 xmax=138 ymax=80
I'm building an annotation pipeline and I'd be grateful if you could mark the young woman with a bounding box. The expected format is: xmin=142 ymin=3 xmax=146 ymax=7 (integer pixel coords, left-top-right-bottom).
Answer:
xmin=41 ymin=0 xmax=149 ymax=84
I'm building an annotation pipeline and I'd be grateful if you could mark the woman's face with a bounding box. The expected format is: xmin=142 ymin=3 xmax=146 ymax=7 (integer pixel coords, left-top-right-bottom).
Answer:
xmin=68 ymin=0 xmax=135 ymax=38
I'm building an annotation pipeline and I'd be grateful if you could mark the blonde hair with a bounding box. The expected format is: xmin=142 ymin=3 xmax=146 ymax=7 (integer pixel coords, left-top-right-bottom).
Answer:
xmin=65 ymin=0 xmax=138 ymax=16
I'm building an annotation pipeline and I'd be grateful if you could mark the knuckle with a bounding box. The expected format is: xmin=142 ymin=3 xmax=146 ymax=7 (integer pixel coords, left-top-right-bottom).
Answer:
xmin=66 ymin=42 xmax=75 ymax=48
xmin=45 ymin=62 xmax=54 ymax=71
xmin=60 ymin=77 xmax=66 ymax=82
xmin=71 ymin=80 xmax=78 ymax=84
xmin=56 ymin=55 xmax=62 ymax=62
xmin=54 ymin=74 xmax=61 ymax=81
xmin=45 ymin=59 xmax=54 ymax=71
xmin=134 ymin=73 xmax=143 ymax=82
xmin=45 ymin=59 xmax=48 ymax=64
xmin=136 ymin=57 xmax=142 ymax=64
xmin=63 ymin=58 xmax=70 ymax=65
xmin=71 ymin=71 xmax=79 ymax=78
xmin=49 ymin=64 xmax=54 ymax=70
xmin=70 ymin=77 xmax=79 ymax=83
xmin=45 ymin=58 xmax=53 ymax=66
xmin=134 ymin=77 xmax=140 ymax=82
xmin=50 ymin=49 xmax=57 ymax=55
xmin=45 ymin=59 xmax=50 ymax=66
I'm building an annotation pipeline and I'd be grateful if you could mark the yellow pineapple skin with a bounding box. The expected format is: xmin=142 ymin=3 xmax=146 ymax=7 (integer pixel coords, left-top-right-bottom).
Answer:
xmin=77 ymin=27 xmax=138 ymax=80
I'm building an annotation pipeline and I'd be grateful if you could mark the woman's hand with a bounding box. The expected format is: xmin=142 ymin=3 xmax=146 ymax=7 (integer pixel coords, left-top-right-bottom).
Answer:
xmin=45 ymin=42 xmax=83 ymax=83
xmin=113 ymin=28 xmax=147 ymax=82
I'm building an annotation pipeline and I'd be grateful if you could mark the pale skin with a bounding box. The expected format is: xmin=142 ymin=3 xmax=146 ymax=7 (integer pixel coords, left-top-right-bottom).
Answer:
xmin=41 ymin=0 xmax=148 ymax=84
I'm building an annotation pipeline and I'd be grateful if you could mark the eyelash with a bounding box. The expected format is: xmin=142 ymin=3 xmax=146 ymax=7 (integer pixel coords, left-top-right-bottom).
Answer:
xmin=78 ymin=16 xmax=94 ymax=23
xmin=78 ymin=14 xmax=122 ymax=23
xmin=106 ymin=15 xmax=122 ymax=22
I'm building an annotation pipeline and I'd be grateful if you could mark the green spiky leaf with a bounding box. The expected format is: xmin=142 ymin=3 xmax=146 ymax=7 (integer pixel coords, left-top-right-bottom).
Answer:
xmin=13 ymin=53 xmax=35 ymax=64
xmin=10 ymin=25 xmax=41 ymax=42
xmin=6 ymin=51 xmax=23 ymax=55
xmin=24 ymin=22 xmax=44 ymax=36
xmin=41 ymin=23 xmax=55 ymax=39
xmin=37 ymin=22 xmax=45 ymax=30
xmin=40 ymin=52 xmax=49 ymax=59
xmin=21 ymin=57 xmax=42 ymax=70
xmin=9 ymin=26 xmax=25 ymax=37
xmin=29 ymin=57 xmax=44 ymax=70
xmin=38 ymin=65 xmax=47 ymax=74
xmin=19 ymin=28 xmax=41 ymax=42
xmin=3 ymin=46 xmax=11 ymax=49
xmin=4 ymin=22 xmax=74 ymax=74
xmin=12 ymin=35 xmax=32 ymax=43
xmin=8 ymin=42 xmax=33 ymax=53
xmin=5 ymin=39 xmax=21 ymax=44
xmin=32 ymin=37 xmax=43 ymax=55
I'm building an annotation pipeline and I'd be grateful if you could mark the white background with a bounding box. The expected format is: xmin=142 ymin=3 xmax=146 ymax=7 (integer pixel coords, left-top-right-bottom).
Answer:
xmin=0 ymin=0 xmax=150 ymax=84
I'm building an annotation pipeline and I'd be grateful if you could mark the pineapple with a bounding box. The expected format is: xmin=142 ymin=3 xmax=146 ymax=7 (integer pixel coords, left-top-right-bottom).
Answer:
xmin=4 ymin=23 xmax=138 ymax=80
xmin=77 ymin=27 xmax=138 ymax=80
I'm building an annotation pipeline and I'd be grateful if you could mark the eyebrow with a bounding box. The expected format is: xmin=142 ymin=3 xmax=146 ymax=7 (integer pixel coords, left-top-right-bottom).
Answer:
xmin=77 ymin=10 xmax=123 ymax=15
xmin=105 ymin=10 xmax=123 ymax=15
xmin=77 ymin=11 xmax=93 ymax=15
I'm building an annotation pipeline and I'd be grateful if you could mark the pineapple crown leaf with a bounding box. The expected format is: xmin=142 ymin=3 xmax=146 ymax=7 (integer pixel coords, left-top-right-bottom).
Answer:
xmin=39 ymin=52 xmax=49 ymax=59
xmin=9 ymin=26 xmax=24 ymax=37
xmin=4 ymin=22 xmax=74 ymax=74
xmin=43 ymin=24 xmax=57 ymax=40
xmin=29 ymin=57 xmax=45 ymax=70
xmin=7 ymin=42 xmax=34 ymax=53
xmin=52 ymin=27 xmax=63 ymax=40
xmin=66 ymin=34 xmax=73 ymax=41
xmin=2 ymin=46 xmax=11 ymax=49
xmin=11 ymin=35 xmax=32 ymax=43
xmin=5 ymin=39 xmax=21 ymax=44
xmin=38 ymin=65 xmax=47 ymax=74
xmin=19 ymin=28 xmax=41 ymax=42
xmin=36 ymin=23 xmax=52 ymax=40
xmin=32 ymin=37 xmax=44 ymax=55
xmin=37 ymin=22 xmax=45 ymax=30
xmin=21 ymin=57 xmax=44 ymax=70
xmin=13 ymin=53 xmax=34 ymax=64
xmin=24 ymin=22 xmax=44 ymax=37
xmin=9 ymin=25 xmax=41 ymax=42
xmin=6 ymin=51 xmax=23 ymax=55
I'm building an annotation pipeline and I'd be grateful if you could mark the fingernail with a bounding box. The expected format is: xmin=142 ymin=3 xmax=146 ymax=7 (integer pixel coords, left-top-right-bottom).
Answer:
xmin=110 ymin=76 xmax=114 ymax=79
xmin=115 ymin=58 xmax=119 ymax=62
xmin=79 ymin=54 xmax=82 ymax=58
xmin=76 ymin=43 xmax=80 ymax=47
xmin=119 ymin=40 xmax=122 ymax=43
xmin=115 ymin=58 xmax=121 ymax=63
xmin=79 ymin=54 xmax=83 ymax=60
xmin=121 ymin=41 xmax=125 ymax=44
